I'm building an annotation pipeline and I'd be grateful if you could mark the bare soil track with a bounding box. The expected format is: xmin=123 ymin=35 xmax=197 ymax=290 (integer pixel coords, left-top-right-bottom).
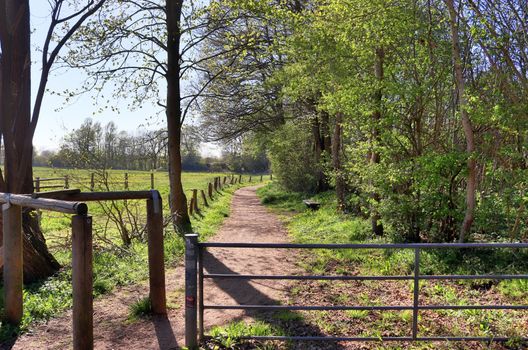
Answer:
xmin=3 ymin=185 xmax=297 ymax=350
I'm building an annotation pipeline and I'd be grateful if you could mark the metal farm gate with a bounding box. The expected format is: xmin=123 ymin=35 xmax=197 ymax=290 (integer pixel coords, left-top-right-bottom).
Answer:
xmin=184 ymin=234 xmax=528 ymax=348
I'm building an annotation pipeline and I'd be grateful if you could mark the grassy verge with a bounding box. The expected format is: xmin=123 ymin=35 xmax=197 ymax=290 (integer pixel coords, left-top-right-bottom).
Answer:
xmin=0 ymin=177 xmax=249 ymax=343
xmin=220 ymin=182 xmax=528 ymax=350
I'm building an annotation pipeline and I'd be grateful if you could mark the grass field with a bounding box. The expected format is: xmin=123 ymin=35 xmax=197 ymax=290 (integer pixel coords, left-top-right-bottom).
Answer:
xmin=0 ymin=168 xmax=267 ymax=342
xmin=33 ymin=167 xmax=233 ymax=249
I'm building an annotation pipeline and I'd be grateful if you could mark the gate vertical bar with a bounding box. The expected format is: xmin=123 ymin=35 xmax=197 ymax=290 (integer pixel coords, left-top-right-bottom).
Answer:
xmin=72 ymin=214 xmax=93 ymax=350
xmin=412 ymin=248 xmax=420 ymax=340
xmin=185 ymin=234 xmax=199 ymax=349
xmin=3 ymin=203 xmax=23 ymax=325
xmin=147 ymin=192 xmax=166 ymax=314
xmin=198 ymin=246 xmax=205 ymax=341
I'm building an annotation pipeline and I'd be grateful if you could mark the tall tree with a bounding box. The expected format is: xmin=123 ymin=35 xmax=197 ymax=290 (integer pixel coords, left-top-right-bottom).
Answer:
xmin=445 ymin=0 xmax=476 ymax=242
xmin=0 ymin=0 xmax=106 ymax=281
xmin=62 ymin=0 xmax=248 ymax=231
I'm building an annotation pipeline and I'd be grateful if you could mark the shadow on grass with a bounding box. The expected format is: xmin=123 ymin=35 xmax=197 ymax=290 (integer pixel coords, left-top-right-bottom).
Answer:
xmin=421 ymin=247 xmax=528 ymax=276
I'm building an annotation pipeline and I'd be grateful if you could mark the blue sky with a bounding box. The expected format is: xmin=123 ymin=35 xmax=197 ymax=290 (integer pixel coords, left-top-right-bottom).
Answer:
xmin=30 ymin=1 xmax=170 ymax=152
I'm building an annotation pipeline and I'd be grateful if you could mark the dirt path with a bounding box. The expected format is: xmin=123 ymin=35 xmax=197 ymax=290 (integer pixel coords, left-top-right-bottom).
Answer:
xmin=5 ymin=185 xmax=296 ymax=350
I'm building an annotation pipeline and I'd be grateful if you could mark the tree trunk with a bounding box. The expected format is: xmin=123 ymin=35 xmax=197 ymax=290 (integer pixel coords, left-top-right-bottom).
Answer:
xmin=446 ymin=0 xmax=476 ymax=242
xmin=311 ymin=114 xmax=330 ymax=193
xmin=370 ymin=47 xmax=384 ymax=236
xmin=333 ymin=113 xmax=345 ymax=212
xmin=166 ymin=0 xmax=191 ymax=232
xmin=0 ymin=0 xmax=60 ymax=282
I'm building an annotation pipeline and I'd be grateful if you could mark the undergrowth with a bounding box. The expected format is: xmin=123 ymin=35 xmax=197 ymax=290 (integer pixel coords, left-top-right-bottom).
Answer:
xmin=252 ymin=182 xmax=528 ymax=349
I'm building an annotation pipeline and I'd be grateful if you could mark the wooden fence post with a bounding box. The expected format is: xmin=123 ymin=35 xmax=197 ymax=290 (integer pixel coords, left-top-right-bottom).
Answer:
xmin=150 ymin=172 xmax=155 ymax=190
xmin=270 ymin=173 xmax=273 ymax=180
xmin=192 ymin=189 xmax=199 ymax=213
xmin=208 ymin=183 xmax=214 ymax=200
xmin=124 ymin=173 xmax=129 ymax=190
xmin=90 ymin=173 xmax=95 ymax=191
xmin=72 ymin=214 xmax=93 ymax=350
xmin=3 ymin=203 xmax=23 ymax=325
xmin=238 ymin=174 xmax=242 ymax=183
xmin=213 ymin=178 xmax=218 ymax=192
xmin=35 ymin=177 xmax=40 ymax=192
xmin=223 ymin=176 xmax=227 ymax=185
xmin=249 ymin=175 xmax=252 ymax=182
xmin=65 ymin=175 xmax=70 ymax=189
xmin=147 ymin=192 xmax=166 ymax=314
xmin=189 ymin=197 xmax=195 ymax=216
xmin=260 ymin=174 xmax=263 ymax=182
xmin=185 ymin=234 xmax=199 ymax=349
xmin=200 ymin=190 xmax=209 ymax=207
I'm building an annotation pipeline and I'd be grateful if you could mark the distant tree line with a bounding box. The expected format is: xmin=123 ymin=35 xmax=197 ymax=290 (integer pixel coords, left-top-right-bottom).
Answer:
xmin=32 ymin=118 xmax=269 ymax=173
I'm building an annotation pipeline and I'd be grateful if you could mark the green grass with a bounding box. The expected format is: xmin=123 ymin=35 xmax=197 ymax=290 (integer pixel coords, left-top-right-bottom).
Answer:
xmin=0 ymin=168 xmax=264 ymax=343
xmin=255 ymin=182 xmax=528 ymax=347
xmin=128 ymin=297 xmax=152 ymax=321
xmin=207 ymin=320 xmax=282 ymax=349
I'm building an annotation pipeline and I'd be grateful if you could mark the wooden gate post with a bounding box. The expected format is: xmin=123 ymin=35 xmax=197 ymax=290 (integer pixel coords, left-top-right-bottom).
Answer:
xmin=3 ymin=203 xmax=23 ymax=325
xmin=185 ymin=234 xmax=199 ymax=349
xmin=147 ymin=192 xmax=166 ymax=314
xmin=72 ymin=214 xmax=93 ymax=350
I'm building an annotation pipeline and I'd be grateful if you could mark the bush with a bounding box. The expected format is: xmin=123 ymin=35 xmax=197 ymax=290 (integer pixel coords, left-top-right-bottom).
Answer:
xmin=267 ymin=121 xmax=318 ymax=193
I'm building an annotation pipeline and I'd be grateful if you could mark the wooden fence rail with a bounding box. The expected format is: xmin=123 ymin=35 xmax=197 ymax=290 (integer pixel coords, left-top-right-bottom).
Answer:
xmin=1 ymin=189 xmax=166 ymax=350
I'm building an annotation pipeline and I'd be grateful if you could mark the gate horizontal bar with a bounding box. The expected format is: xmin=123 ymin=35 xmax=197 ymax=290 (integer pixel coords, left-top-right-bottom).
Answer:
xmin=204 ymin=304 xmax=528 ymax=311
xmin=199 ymin=242 xmax=528 ymax=249
xmin=422 ymin=274 xmax=528 ymax=280
xmin=203 ymin=335 xmax=528 ymax=342
xmin=203 ymin=273 xmax=528 ymax=281
xmin=420 ymin=305 xmax=528 ymax=310
xmin=203 ymin=305 xmax=413 ymax=311
xmin=203 ymin=274 xmax=413 ymax=281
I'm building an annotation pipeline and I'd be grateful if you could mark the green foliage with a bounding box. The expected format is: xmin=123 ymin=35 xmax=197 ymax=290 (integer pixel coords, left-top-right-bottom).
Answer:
xmin=258 ymin=182 xmax=528 ymax=300
xmin=128 ymin=297 xmax=152 ymax=321
xmin=267 ymin=122 xmax=319 ymax=193
xmin=208 ymin=321 xmax=281 ymax=349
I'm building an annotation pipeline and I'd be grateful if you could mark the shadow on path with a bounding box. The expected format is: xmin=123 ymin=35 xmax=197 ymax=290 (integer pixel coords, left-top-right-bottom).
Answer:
xmin=152 ymin=314 xmax=179 ymax=350
xmin=203 ymin=250 xmax=345 ymax=349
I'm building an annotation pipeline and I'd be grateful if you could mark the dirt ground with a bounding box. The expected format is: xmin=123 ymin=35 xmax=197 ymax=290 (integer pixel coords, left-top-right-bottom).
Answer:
xmin=3 ymin=185 xmax=297 ymax=350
